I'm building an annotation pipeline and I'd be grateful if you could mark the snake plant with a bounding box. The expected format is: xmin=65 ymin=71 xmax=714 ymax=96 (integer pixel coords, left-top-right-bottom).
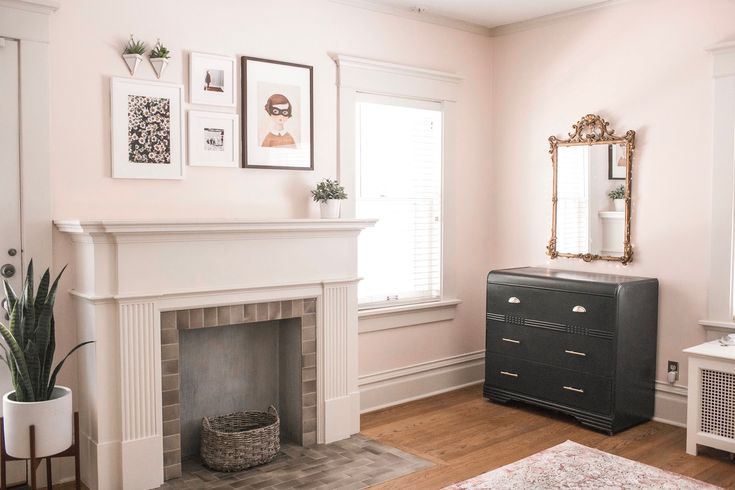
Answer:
xmin=0 ymin=261 xmax=93 ymax=402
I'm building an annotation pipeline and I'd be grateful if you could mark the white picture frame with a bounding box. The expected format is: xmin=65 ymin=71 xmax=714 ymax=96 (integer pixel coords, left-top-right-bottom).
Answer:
xmin=188 ymin=111 xmax=239 ymax=167
xmin=189 ymin=52 xmax=236 ymax=107
xmin=110 ymin=77 xmax=184 ymax=180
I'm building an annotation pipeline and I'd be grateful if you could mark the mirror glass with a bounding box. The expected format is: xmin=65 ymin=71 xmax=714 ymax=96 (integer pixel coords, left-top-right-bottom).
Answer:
xmin=556 ymin=143 xmax=628 ymax=257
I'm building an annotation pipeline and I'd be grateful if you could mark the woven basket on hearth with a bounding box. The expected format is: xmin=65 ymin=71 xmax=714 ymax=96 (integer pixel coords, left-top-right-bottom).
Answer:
xmin=200 ymin=405 xmax=280 ymax=472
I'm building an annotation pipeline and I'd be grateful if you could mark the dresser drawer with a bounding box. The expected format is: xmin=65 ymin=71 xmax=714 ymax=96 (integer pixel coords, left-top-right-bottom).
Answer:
xmin=486 ymin=321 xmax=614 ymax=376
xmin=487 ymin=283 xmax=616 ymax=332
xmin=486 ymin=354 xmax=612 ymax=414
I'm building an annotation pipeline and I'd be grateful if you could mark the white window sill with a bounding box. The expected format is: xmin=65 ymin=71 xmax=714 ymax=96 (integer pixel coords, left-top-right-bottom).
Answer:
xmin=358 ymin=299 xmax=461 ymax=333
xmin=699 ymin=319 xmax=735 ymax=333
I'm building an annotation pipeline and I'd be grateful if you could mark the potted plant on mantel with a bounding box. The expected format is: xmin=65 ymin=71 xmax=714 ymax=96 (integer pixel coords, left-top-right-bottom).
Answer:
xmin=311 ymin=178 xmax=347 ymax=219
xmin=608 ymin=184 xmax=626 ymax=212
xmin=149 ymin=39 xmax=171 ymax=79
xmin=0 ymin=262 xmax=93 ymax=459
xmin=122 ymin=35 xmax=146 ymax=76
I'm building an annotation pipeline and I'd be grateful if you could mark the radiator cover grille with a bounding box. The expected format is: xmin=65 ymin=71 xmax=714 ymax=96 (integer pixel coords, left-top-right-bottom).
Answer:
xmin=700 ymin=368 xmax=735 ymax=440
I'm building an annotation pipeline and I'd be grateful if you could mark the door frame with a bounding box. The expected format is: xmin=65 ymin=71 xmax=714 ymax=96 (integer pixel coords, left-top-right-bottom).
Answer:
xmin=0 ymin=0 xmax=57 ymax=273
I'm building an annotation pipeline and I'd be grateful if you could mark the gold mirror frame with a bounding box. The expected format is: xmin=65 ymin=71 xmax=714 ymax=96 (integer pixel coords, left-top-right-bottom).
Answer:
xmin=547 ymin=114 xmax=636 ymax=265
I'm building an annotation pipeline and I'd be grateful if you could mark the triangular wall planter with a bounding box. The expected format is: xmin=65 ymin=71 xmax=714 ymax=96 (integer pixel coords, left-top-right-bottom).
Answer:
xmin=122 ymin=54 xmax=142 ymax=76
xmin=150 ymin=58 xmax=169 ymax=79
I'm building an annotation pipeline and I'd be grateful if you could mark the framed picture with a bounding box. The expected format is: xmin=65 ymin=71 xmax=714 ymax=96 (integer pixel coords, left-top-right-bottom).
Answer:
xmin=189 ymin=52 xmax=236 ymax=107
xmin=188 ymin=111 xmax=239 ymax=167
xmin=241 ymin=56 xmax=313 ymax=170
xmin=608 ymin=143 xmax=627 ymax=180
xmin=111 ymin=77 xmax=184 ymax=179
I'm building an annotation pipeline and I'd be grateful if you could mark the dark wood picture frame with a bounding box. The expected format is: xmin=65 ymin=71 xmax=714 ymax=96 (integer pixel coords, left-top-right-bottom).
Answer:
xmin=608 ymin=144 xmax=626 ymax=180
xmin=241 ymin=56 xmax=314 ymax=170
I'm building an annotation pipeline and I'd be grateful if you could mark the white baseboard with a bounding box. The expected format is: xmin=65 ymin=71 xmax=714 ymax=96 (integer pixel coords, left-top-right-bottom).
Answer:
xmin=653 ymin=381 xmax=688 ymax=427
xmin=359 ymin=353 xmax=690 ymax=429
xmin=358 ymin=351 xmax=485 ymax=413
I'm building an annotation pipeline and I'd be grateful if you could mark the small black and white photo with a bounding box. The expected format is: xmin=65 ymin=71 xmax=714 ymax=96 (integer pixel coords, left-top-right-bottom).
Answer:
xmin=203 ymin=70 xmax=225 ymax=93
xmin=203 ymin=127 xmax=224 ymax=151
xmin=188 ymin=111 xmax=238 ymax=167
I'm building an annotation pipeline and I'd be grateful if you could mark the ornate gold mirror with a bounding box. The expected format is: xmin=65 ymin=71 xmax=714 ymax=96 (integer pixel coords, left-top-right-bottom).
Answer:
xmin=547 ymin=114 xmax=635 ymax=264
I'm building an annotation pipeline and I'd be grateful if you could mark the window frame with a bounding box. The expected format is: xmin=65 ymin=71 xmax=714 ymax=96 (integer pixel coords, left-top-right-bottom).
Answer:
xmin=334 ymin=55 xmax=461 ymax=312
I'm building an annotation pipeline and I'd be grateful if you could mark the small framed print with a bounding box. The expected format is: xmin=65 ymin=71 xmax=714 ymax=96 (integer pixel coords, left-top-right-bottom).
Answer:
xmin=608 ymin=143 xmax=627 ymax=180
xmin=111 ymin=77 xmax=184 ymax=180
xmin=242 ymin=56 xmax=313 ymax=170
xmin=188 ymin=111 xmax=239 ymax=167
xmin=189 ymin=52 xmax=236 ymax=107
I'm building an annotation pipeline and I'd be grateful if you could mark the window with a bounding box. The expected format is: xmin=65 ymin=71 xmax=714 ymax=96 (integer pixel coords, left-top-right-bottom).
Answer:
xmin=556 ymin=146 xmax=590 ymax=254
xmin=355 ymin=94 xmax=443 ymax=308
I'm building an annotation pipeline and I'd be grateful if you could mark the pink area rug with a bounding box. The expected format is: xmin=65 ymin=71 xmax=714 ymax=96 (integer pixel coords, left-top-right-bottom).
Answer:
xmin=444 ymin=440 xmax=721 ymax=489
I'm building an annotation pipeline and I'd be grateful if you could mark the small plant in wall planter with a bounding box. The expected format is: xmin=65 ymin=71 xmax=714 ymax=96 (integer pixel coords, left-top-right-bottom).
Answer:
xmin=122 ymin=35 xmax=146 ymax=76
xmin=149 ymin=39 xmax=171 ymax=79
xmin=311 ymin=179 xmax=347 ymax=219
xmin=0 ymin=262 xmax=94 ymax=459
xmin=608 ymin=184 xmax=626 ymax=212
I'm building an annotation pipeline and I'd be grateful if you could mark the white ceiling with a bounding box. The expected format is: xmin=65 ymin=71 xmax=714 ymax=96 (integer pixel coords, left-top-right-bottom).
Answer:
xmin=363 ymin=0 xmax=611 ymax=29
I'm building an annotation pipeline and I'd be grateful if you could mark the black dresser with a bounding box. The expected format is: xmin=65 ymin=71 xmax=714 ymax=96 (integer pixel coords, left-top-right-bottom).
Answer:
xmin=484 ymin=267 xmax=658 ymax=434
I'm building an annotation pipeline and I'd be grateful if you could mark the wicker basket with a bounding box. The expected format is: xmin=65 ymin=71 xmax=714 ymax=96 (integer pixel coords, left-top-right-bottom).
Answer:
xmin=200 ymin=406 xmax=280 ymax=472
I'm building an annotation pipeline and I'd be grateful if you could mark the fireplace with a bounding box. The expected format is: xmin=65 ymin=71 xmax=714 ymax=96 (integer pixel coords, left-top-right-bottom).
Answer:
xmin=161 ymin=299 xmax=318 ymax=480
xmin=55 ymin=219 xmax=374 ymax=490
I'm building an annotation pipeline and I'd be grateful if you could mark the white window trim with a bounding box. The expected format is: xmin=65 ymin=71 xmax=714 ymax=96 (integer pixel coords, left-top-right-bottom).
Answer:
xmin=358 ymin=298 xmax=462 ymax=333
xmin=704 ymin=41 xmax=735 ymax=335
xmin=333 ymin=54 xmax=462 ymax=314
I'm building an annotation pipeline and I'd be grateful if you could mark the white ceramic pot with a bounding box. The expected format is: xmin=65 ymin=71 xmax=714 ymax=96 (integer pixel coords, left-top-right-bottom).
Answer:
xmin=150 ymin=57 xmax=169 ymax=79
xmin=613 ymin=199 xmax=625 ymax=212
xmin=320 ymin=200 xmax=341 ymax=219
xmin=2 ymin=386 xmax=73 ymax=458
xmin=122 ymin=53 xmax=142 ymax=76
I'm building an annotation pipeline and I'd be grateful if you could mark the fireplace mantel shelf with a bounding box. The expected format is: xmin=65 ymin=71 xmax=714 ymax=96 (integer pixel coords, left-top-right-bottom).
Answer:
xmin=54 ymin=218 xmax=377 ymax=236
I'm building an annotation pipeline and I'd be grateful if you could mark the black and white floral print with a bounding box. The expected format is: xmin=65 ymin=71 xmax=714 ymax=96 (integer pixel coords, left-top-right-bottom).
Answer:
xmin=127 ymin=95 xmax=171 ymax=164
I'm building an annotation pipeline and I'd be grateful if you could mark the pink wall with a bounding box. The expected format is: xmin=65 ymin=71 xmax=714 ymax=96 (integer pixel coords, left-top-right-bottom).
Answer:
xmin=490 ymin=0 xmax=735 ymax=385
xmin=48 ymin=0 xmax=493 ymax=387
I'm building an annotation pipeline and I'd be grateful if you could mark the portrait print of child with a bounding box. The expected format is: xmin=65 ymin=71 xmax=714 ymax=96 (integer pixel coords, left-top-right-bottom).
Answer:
xmin=257 ymin=82 xmax=301 ymax=149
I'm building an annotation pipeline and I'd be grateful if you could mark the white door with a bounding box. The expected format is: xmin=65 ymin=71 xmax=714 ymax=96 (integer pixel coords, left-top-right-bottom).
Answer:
xmin=0 ymin=37 xmax=26 ymax=485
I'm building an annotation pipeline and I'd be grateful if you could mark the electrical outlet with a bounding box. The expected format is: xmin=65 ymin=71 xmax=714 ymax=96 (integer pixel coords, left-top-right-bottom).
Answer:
xmin=668 ymin=360 xmax=679 ymax=381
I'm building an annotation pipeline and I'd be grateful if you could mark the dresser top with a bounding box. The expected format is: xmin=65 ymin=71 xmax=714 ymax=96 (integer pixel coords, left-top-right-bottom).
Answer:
xmin=488 ymin=267 xmax=657 ymax=296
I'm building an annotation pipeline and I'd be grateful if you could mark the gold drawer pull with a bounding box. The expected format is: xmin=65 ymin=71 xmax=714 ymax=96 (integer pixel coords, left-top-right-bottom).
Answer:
xmin=572 ymin=305 xmax=587 ymax=313
xmin=564 ymin=349 xmax=587 ymax=357
xmin=500 ymin=371 xmax=518 ymax=378
xmin=508 ymin=297 xmax=521 ymax=304
xmin=563 ymin=385 xmax=585 ymax=394
xmin=502 ymin=338 xmax=521 ymax=344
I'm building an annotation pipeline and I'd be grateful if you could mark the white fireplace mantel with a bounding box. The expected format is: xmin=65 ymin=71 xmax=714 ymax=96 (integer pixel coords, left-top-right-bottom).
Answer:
xmin=55 ymin=219 xmax=375 ymax=490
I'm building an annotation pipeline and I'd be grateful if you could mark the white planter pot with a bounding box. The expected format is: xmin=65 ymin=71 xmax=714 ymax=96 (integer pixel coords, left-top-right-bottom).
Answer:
xmin=2 ymin=386 xmax=73 ymax=458
xmin=320 ymin=200 xmax=341 ymax=219
xmin=150 ymin=57 xmax=169 ymax=79
xmin=613 ymin=199 xmax=625 ymax=212
xmin=122 ymin=53 xmax=142 ymax=76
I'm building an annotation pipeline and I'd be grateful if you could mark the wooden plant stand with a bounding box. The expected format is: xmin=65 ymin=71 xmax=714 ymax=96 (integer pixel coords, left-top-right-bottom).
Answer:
xmin=0 ymin=412 xmax=80 ymax=490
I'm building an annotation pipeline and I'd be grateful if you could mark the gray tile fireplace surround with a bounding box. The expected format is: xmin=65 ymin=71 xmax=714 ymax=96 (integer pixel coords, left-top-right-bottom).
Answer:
xmin=161 ymin=298 xmax=317 ymax=481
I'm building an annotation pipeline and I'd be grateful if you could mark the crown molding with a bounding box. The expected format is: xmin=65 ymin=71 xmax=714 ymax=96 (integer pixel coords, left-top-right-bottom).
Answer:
xmin=0 ymin=0 xmax=59 ymax=14
xmin=329 ymin=0 xmax=493 ymax=37
xmin=488 ymin=0 xmax=630 ymax=37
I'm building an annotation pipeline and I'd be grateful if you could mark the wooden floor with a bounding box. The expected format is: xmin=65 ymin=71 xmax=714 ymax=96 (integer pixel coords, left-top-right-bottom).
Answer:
xmin=361 ymin=384 xmax=735 ymax=489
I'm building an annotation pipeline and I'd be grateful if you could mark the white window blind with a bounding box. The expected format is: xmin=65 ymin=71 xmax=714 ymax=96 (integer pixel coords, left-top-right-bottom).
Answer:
xmin=355 ymin=94 xmax=443 ymax=308
xmin=556 ymin=146 xmax=590 ymax=254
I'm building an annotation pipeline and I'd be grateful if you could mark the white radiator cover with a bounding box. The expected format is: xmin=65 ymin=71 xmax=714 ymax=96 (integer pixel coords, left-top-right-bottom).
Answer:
xmin=55 ymin=219 xmax=374 ymax=490
xmin=684 ymin=340 xmax=735 ymax=456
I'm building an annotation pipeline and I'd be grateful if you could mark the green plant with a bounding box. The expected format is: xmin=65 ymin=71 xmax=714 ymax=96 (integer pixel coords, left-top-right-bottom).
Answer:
xmin=123 ymin=35 xmax=146 ymax=56
xmin=150 ymin=39 xmax=171 ymax=59
xmin=311 ymin=179 xmax=347 ymax=203
xmin=0 ymin=262 xmax=93 ymax=402
xmin=607 ymin=185 xmax=626 ymax=200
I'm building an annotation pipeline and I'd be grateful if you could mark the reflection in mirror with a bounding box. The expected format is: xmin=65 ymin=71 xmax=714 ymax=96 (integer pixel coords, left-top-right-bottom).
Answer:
xmin=556 ymin=144 xmax=627 ymax=257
